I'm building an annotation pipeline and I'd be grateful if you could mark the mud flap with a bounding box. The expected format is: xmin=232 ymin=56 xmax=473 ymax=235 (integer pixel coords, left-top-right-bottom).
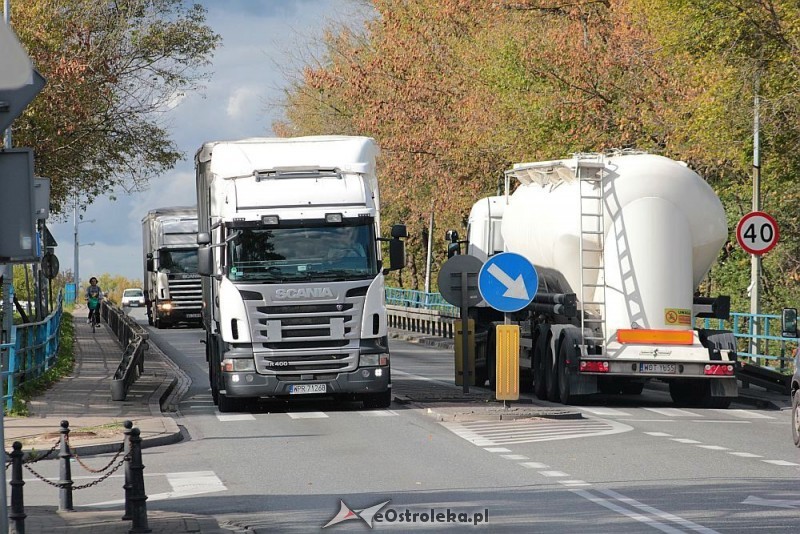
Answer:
xmin=569 ymin=372 xmax=597 ymax=395
xmin=710 ymin=377 xmax=737 ymax=398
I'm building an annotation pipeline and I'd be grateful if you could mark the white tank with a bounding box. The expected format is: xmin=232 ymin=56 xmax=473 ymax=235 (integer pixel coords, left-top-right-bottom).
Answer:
xmin=500 ymin=153 xmax=727 ymax=336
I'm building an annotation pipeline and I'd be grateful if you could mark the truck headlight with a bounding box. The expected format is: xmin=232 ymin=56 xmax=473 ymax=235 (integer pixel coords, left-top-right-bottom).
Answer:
xmin=158 ymin=301 xmax=173 ymax=311
xmin=221 ymin=358 xmax=255 ymax=372
xmin=359 ymin=353 xmax=389 ymax=367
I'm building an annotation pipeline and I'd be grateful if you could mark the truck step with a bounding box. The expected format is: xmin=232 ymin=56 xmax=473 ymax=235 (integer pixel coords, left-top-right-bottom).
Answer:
xmin=582 ymin=301 xmax=606 ymax=305
xmin=581 ymin=230 xmax=604 ymax=235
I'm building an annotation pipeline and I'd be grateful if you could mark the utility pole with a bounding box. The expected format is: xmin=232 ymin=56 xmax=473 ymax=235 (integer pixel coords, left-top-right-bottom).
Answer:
xmin=750 ymin=74 xmax=761 ymax=357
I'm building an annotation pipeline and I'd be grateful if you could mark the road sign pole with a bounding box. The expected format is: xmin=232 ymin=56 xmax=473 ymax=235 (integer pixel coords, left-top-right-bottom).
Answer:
xmin=460 ymin=272 xmax=469 ymax=394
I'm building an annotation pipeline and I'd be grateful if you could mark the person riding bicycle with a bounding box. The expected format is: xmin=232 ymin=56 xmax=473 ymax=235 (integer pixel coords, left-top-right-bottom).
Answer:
xmin=85 ymin=277 xmax=104 ymax=326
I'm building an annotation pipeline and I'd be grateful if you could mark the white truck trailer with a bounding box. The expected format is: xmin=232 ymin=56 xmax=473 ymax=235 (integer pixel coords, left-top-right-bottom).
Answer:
xmin=141 ymin=207 xmax=203 ymax=328
xmin=195 ymin=136 xmax=406 ymax=412
xmin=455 ymin=152 xmax=738 ymax=407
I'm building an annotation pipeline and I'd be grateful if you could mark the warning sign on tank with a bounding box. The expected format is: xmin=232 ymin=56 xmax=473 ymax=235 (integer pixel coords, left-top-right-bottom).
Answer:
xmin=664 ymin=308 xmax=692 ymax=326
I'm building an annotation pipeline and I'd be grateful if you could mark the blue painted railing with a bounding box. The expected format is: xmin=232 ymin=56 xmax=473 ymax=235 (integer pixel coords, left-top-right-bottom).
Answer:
xmin=1 ymin=290 xmax=64 ymax=411
xmin=385 ymin=287 xmax=795 ymax=371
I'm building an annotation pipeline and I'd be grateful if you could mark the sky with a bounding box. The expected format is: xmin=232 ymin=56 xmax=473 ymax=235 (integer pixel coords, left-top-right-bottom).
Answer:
xmin=48 ymin=0 xmax=370 ymax=284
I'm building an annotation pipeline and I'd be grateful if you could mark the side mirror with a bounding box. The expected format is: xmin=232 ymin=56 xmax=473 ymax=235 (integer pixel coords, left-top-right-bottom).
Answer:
xmin=445 ymin=229 xmax=459 ymax=243
xmin=145 ymin=253 xmax=154 ymax=272
xmin=391 ymin=224 xmax=408 ymax=239
xmin=388 ymin=238 xmax=405 ymax=272
xmin=197 ymin=232 xmax=211 ymax=246
xmin=447 ymin=242 xmax=461 ymax=258
xmin=198 ymin=247 xmax=214 ymax=277
xmin=782 ymin=307 xmax=798 ymax=338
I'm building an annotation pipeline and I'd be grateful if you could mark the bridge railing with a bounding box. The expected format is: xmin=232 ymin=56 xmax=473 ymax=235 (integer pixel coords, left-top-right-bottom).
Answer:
xmin=385 ymin=287 xmax=796 ymax=373
xmin=1 ymin=289 xmax=64 ymax=411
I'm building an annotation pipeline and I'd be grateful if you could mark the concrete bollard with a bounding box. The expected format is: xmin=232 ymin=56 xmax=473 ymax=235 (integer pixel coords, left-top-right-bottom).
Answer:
xmin=128 ymin=427 xmax=151 ymax=533
xmin=58 ymin=420 xmax=74 ymax=512
xmin=122 ymin=420 xmax=134 ymax=521
xmin=9 ymin=441 xmax=26 ymax=534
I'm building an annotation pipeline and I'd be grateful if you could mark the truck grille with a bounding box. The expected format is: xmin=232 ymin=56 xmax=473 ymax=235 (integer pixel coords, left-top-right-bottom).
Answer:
xmin=167 ymin=275 xmax=202 ymax=309
xmin=245 ymin=286 xmax=366 ymax=375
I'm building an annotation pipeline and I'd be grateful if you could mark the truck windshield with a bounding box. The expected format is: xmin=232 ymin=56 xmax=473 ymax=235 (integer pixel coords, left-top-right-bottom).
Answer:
xmin=226 ymin=222 xmax=378 ymax=282
xmin=159 ymin=249 xmax=198 ymax=274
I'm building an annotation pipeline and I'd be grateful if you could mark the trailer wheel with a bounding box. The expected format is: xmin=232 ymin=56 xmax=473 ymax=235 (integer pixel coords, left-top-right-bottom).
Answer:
xmin=545 ymin=342 xmax=560 ymax=403
xmin=532 ymin=342 xmax=547 ymax=400
xmin=557 ymin=340 xmax=576 ymax=405
xmin=793 ymin=390 xmax=800 ymax=448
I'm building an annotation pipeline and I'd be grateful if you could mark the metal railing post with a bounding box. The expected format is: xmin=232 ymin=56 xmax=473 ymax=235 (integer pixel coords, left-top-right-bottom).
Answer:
xmin=121 ymin=420 xmax=134 ymax=521
xmin=9 ymin=441 xmax=26 ymax=534
xmin=58 ymin=420 xmax=74 ymax=511
xmin=128 ymin=427 xmax=151 ymax=533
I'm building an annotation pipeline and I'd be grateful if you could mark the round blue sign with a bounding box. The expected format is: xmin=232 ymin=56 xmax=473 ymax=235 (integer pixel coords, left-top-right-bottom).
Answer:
xmin=478 ymin=252 xmax=538 ymax=312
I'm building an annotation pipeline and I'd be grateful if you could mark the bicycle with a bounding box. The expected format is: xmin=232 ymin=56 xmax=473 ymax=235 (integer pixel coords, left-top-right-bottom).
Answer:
xmin=88 ymin=296 xmax=100 ymax=333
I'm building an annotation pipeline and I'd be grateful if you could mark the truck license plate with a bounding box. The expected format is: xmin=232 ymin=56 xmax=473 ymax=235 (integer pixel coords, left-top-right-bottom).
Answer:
xmin=186 ymin=313 xmax=201 ymax=318
xmin=289 ymin=384 xmax=327 ymax=395
xmin=639 ymin=363 xmax=676 ymax=374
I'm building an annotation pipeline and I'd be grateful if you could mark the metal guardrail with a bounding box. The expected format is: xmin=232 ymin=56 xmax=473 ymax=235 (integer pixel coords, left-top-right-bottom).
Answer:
xmin=100 ymin=300 xmax=148 ymax=401
xmin=385 ymin=288 xmax=797 ymax=376
xmin=1 ymin=290 xmax=64 ymax=411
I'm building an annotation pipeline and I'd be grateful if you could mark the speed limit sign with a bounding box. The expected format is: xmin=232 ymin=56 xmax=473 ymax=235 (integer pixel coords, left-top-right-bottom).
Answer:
xmin=736 ymin=211 xmax=779 ymax=255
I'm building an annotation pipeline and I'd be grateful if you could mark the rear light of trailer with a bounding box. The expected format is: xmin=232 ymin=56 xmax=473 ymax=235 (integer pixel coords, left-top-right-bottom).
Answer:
xmin=580 ymin=360 xmax=609 ymax=373
xmin=617 ymin=329 xmax=694 ymax=345
xmin=704 ymin=364 xmax=735 ymax=376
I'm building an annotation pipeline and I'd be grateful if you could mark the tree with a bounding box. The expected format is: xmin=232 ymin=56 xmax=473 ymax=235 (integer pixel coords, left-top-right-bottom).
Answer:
xmin=11 ymin=0 xmax=220 ymax=215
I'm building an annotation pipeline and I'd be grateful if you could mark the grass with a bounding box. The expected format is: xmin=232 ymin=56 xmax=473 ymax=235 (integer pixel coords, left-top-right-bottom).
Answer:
xmin=4 ymin=310 xmax=76 ymax=417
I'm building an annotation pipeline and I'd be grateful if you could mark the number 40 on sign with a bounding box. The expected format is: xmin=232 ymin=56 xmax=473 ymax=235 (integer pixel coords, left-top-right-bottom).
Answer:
xmin=736 ymin=211 xmax=779 ymax=256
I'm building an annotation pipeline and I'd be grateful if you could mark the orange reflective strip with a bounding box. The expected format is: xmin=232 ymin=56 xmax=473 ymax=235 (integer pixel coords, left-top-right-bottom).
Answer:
xmin=617 ymin=329 xmax=694 ymax=345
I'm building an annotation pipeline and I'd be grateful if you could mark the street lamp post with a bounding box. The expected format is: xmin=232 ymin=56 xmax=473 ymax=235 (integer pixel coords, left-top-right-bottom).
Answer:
xmin=72 ymin=201 xmax=95 ymax=298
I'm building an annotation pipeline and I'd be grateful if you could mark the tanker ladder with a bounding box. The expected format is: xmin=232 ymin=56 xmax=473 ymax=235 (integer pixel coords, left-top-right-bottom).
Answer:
xmin=575 ymin=155 xmax=608 ymax=356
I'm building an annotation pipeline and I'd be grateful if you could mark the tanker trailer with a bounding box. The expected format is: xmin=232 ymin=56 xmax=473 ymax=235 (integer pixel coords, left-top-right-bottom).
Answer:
xmin=458 ymin=152 xmax=737 ymax=407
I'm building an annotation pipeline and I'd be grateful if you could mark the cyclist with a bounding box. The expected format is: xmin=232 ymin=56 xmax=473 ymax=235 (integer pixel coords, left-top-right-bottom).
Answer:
xmin=85 ymin=277 xmax=104 ymax=326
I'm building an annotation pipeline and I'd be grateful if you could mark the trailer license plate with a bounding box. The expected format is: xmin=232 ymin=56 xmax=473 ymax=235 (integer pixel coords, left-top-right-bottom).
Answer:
xmin=639 ymin=363 xmax=676 ymax=374
xmin=289 ymin=384 xmax=326 ymax=395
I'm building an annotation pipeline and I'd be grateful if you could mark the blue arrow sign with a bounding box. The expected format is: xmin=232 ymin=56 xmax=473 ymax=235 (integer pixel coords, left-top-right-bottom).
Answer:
xmin=478 ymin=252 xmax=538 ymax=312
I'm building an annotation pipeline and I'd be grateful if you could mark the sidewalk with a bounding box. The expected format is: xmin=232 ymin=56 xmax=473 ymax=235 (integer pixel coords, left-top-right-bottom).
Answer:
xmin=4 ymin=307 xmax=226 ymax=533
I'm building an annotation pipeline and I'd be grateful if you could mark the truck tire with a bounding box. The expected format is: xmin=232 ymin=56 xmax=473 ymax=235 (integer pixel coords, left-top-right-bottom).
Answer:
xmin=533 ymin=343 xmax=547 ymax=400
xmin=363 ymin=390 xmax=392 ymax=409
xmin=558 ymin=332 xmax=581 ymax=405
xmin=487 ymin=328 xmax=497 ymax=391
xmin=545 ymin=342 xmax=560 ymax=403
xmin=793 ymin=390 xmax=800 ymax=448
xmin=217 ymin=392 xmax=244 ymax=413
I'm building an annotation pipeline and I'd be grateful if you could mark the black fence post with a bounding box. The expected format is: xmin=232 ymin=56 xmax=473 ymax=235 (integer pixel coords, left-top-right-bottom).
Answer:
xmin=128 ymin=427 xmax=151 ymax=533
xmin=9 ymin=441 xmax=26 ymax=534
xmin=58 ymin=420 xmax=74 ymax=512
xmin=121 ymin=420 xmax=134 ymax=521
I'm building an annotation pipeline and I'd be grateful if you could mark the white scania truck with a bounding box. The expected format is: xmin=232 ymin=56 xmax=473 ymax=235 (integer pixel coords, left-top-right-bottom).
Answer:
xmin=454 ymin=152 xmax=738 ymax=407
xmin=195 ymin=136 xmax=406 ymax=412
xmin=142 ymin=207 xmax=203 ymax=328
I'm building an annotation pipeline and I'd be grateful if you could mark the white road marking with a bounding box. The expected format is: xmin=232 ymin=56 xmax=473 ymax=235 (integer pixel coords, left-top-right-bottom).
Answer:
xmin=572 ymin=489 xmax=686 ymax=534
xmin=690 ymin=420 xmax=749 ymax=424
xmin=521 ymin=462 xmax=549 ymax=469
xmin=358 ymin=410 xmax=398 ymax=417
xmin=742 ymin=495 xmax=800 ymax=509
xmin=728 ymin=452 xmax=763 ymax=458
xmin=644 ymin=408 xmax=700 ymax=417
xmin=501 ymin=454 xmax=529 ymax=460
xmin=713 ymin=409 xmax=774 ymax=419
xmin=287 ymin=412 xmax=329 ymax=419
xmin=484 ymin=447 xmax=511 ymax=453
xmin=85 ymin=471 xmax=226 ymax=506
xmin=581 ymin=407 xmax=632 ymax=417
xmin=597 ymin=488 xmax=721 ymax=533
xmin=559 ymin=480 xmax=591 ymax=487
xmin=696 ymin=445 xmax=729 ymax=451
xmin=217 ymin=414 xmax=256 ymax=421
xmin=670 ymin=438 xmax=702 ymax=444
xmin=442 ymin=418 xmax=632 ymax=446
xmin=762 ymin=460 xmax=800 ymax=466
xmin=644 ymin=432 xmax=673 ymax=437
xmin=539 ymin=471 xmax=569 ymax=477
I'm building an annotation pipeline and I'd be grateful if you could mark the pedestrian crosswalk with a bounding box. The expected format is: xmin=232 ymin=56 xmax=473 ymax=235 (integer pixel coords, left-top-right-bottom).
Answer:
xmin=442 ymin=417 xmax=633 ymax=446
xmin=215 ymin=409 xmax=399 ymax=421
xmin=580 ymin=407 xmax=775 ymax=420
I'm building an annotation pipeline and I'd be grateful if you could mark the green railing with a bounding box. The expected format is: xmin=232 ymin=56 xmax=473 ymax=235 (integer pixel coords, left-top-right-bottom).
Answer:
xmin=385 ymin=287 xmax=795 ymax=371
xmin=1 ymin=289 xmax=64 ymax=411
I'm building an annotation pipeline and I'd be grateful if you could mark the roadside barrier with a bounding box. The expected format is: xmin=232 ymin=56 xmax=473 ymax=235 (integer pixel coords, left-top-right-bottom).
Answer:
xmin=101 ymin=300 xmax=149 ymax=401
xmin=5 ymin=420 xmax=149 ymax=533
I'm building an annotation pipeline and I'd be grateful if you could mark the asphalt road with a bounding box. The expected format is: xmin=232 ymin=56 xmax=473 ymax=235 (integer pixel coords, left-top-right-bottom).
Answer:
xmin=19 ymin=308 xmax=800 ymax=532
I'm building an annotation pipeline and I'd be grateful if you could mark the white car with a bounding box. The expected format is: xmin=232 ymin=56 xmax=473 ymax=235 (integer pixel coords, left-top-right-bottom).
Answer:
xmin=121 ymin=288 xmax=145 ymax=307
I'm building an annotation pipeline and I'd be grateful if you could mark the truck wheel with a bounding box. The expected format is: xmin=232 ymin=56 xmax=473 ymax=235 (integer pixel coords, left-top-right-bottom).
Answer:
xmin=793 ymin=390 xmax=800 ymax=448
xmin=208 ymin=357 xmax=219 ymax=405
xmin=147 ymin=310 xmax=153 ymax=326
xmin=545 ymin=343 xmax=560 ymax=403
xmin=487 ymin=328 xmax=497 ymax=391
xmin=532 ymin=344 xmax=547 ymax=400
xmin=557 ymin=338 xmax=578 ymax=405
xmin=669 ymin=380 xmax=707 ymax=407
xmin=620 ymin=381 xmax=645 ymax=395
xmin=217 ymin=393 xmax=244 ymax=413
xmin=363 ymin=390 xmax=392 ymax=409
